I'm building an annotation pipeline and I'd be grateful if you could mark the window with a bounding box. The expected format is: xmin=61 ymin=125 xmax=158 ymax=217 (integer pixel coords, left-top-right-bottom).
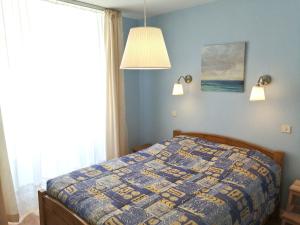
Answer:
xmin=0 ymin=0 xmax=106 ymax=215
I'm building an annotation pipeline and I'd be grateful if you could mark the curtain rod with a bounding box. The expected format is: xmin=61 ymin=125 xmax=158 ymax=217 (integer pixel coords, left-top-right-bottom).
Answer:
xmin=57 ymin=0 xmax=105 ymax=11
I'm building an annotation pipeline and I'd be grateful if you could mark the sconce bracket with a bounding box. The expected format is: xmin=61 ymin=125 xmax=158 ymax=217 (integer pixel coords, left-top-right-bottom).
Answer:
xmin=178 ymin=75 xmax=193 ymax=84
xmin=258 ymin=75 xmax=272 ymax=86
xmin=184 ymin=75 xmax=193 ymax=83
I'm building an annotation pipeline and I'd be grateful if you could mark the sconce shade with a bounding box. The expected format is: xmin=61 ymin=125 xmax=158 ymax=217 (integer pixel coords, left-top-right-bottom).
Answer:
xmin=172 ymin=83 xmax=184 ymax=96
xmin=250 ymin=86 xmax=265 ymax=101
xmin=120 ymin=27 xmax=171 ymax=70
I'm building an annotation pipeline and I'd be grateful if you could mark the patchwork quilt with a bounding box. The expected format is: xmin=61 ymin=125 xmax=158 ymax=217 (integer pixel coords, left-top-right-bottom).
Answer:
xmin=47 ymin=135 xmax=281 ymax=225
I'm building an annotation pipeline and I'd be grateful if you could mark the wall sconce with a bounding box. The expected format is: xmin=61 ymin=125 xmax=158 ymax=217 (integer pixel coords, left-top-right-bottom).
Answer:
xmin=249 ymin=75 xmax=272 ymax=101
xmin=172 ymin=75 xmax=193 ymax=96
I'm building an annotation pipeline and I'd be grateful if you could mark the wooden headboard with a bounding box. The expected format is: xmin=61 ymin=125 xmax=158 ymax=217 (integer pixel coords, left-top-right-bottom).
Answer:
xmin=173 ymin=130 xmax=285 ymax=168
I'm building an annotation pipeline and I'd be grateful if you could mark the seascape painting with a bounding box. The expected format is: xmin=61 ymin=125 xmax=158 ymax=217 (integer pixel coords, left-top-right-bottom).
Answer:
xmin=201 ymin=42 xmax=246 ymax=92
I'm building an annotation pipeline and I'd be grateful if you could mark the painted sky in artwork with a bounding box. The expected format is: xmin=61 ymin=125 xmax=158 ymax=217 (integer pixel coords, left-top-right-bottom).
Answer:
xmin=201 ymin=42 xmax=245 ymax=81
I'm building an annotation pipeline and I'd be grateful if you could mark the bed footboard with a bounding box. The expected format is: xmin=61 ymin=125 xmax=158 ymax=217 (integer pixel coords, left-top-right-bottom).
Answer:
xmin=38 ymin=190 xmax=88 ymax=225
xmin=38 ymin=190 xmax=279 ymax=225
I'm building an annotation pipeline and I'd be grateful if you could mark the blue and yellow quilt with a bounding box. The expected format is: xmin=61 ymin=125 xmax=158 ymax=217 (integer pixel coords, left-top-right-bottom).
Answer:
xmin=47 ymin=135 xmax=281 ymax=225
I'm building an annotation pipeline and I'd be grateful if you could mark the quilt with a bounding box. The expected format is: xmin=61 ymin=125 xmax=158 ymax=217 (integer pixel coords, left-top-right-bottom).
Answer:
xmin=47 ymin=135 xmax=281 ymax=225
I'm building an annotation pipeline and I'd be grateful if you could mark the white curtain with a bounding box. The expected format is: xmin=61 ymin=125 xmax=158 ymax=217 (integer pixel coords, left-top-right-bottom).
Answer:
xmin=104 ymin=9 xmax=129 ymax=159
xmin=0 ymin=110 xmax=19 ymax=224
xmin=0 ymin=0 xmax=106 ymax=216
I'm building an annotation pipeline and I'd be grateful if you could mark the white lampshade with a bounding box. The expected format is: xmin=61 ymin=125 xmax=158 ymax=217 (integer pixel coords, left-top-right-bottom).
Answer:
xmin=250 ymin=86 xmax=265 ymax=101
xmin=172 ymin=83 xmax=184 ymax=96
xmin=120 ymin=27 xmax=171 ymax=70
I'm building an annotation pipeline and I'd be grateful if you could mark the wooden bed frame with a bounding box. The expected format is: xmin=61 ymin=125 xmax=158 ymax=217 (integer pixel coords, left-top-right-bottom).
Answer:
xmin=38 ymin=130 xmax=285 ymax=225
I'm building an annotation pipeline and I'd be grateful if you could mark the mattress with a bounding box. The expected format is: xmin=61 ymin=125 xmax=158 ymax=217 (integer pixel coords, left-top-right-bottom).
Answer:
xmin=47 ymin=135 xmax=281 ymax=225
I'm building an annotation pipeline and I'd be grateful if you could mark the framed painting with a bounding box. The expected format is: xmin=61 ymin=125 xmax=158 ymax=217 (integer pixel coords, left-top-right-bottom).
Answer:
xmin=201 ymin=42 xmax=246 ymax=92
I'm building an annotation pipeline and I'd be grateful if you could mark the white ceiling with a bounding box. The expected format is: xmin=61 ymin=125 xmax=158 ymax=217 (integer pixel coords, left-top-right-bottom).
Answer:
xmin=81 ymin=0 xmax=217 ymax=19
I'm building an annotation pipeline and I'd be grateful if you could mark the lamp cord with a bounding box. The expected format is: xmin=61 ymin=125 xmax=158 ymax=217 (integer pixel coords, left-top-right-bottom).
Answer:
xmin=144 ymin=0 xmax=147 ymax=27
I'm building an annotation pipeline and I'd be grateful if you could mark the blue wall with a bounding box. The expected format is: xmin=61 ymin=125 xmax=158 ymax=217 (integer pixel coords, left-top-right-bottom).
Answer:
xmin=123 ymin=18 xmax=141 ymax=149
xmin=123 ymin=0 xmax=300 ymax=203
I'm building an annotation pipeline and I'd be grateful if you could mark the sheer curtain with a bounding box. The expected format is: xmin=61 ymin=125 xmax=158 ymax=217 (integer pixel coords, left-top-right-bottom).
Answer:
xmin=0 ymin=0 xmax=106 ymax=216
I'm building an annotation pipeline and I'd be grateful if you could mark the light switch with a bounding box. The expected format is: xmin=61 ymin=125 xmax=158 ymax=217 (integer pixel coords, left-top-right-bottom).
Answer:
xmin=281 ymin=124 xmax=292 ymax=134
xmin=171 ymin=110 xmax=177 ymax=117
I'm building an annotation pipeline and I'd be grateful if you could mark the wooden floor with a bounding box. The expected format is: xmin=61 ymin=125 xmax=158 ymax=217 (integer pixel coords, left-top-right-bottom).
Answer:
xmin=266 ymin=217 xmax=281 ymax=225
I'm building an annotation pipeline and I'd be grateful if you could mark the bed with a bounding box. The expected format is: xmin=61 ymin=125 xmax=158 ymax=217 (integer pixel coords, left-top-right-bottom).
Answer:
xmin=39 ymin=130 xmax=285 ymax=225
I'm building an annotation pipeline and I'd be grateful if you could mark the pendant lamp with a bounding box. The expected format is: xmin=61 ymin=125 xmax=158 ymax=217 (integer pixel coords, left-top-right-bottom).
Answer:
xmin=120 ymin=0 xmax=171 ymax=70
